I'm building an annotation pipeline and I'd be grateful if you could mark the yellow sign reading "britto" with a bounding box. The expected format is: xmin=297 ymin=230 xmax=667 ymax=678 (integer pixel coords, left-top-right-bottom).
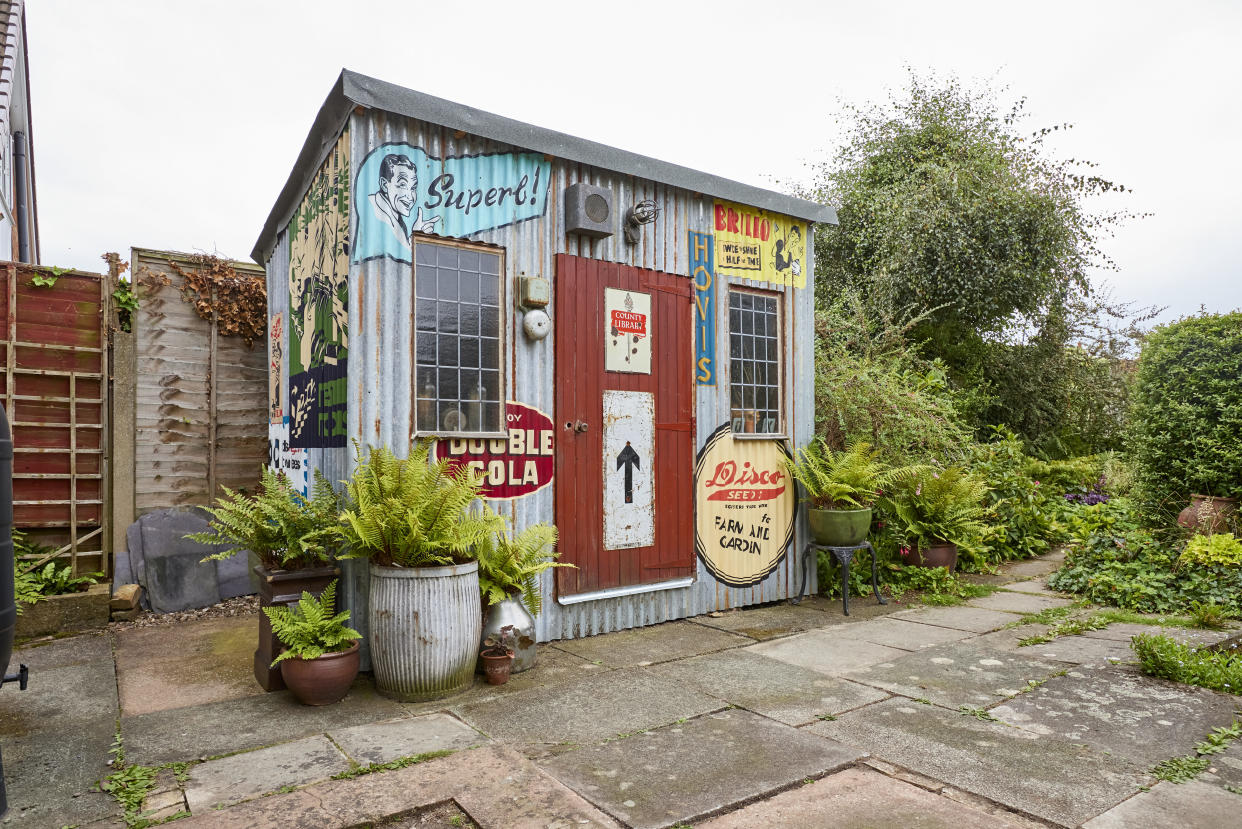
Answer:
xmin=713 ymin=201 xmax=807 ymax=289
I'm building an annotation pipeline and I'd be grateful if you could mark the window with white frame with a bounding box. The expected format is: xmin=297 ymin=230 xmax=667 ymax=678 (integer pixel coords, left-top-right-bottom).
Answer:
xmin=413 ymin=239 xmax=504 ymax=435
xmin=728 ymin=289 xmax=782 ymax=435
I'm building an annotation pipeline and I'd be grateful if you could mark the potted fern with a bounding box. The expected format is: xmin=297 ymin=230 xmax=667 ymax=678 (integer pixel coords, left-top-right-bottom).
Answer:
xmin=338 ymin=442 xmax=502 ymax=701
xmin=187 ymin=466 xmax=343 ymax=691
xmin=785 ymin=440 xmax=896 ymax=546
xmin=884 ymin=466 xmax=989 ymax=572
xmin=264 ymin=580 xmax=362 ymax=706
xmin=476 ymin=520 xmax=568 ymax=673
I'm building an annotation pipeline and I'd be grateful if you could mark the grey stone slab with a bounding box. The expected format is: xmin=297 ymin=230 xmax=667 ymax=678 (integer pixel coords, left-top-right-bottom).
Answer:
xmin=453 ymin=667 xmax=721 ymax=751
xmin=690 ymin=602 xmax=841 ymax=640
xmin=698 ymin=766 xmax=1030 ymax=829
xmin=966 ymin=591 xmax=1074 ymax=614
xmin=842 ymin=641 xmax=1067 ymax=708
xmin=1001 ymin=557 xmax=1063 ymax=580
xmin=122 ymin=675 xmax=406 ymax=765
xmin=184 ymin=735 xmax=351 ymax=812
xmin=540 ymin=708 xmax=862 ymax=829
xmin=552 ymin=620 xmax=751 ymax=667
xmin=10 ymin=631 xmax=113 ymax=672
xmin=1081 ymin=780 xmax=1242 ymax=828
xmin=1003 ymin=578 xmax=1060 ymax=596
xmin=811 ymin=697 xmax=1150 ymax=827
xmin=1082 ymin=622 xmax=1235 ymax=647
xmin=990 ymin=666 xmax=1242 ymax=768
xmin=892 ymin=605 xmax=1021 ymax=634
xmin=136 ymin=509 xmax=224 ymax=613
xmin=328 ymin=713 xmax=485 ymax=765
xmin=745 ymin=628 xmax=910 ymax=675
xmin=650 ymin=648 xmax=888 ymax=726
xmin=832 ymin=617 xmax=976 ymax=651
xmin=216 ymin=549 xmax=259 ymax=600
xmin=1010 ymin=635 xmax=1137 ymax=667
xmin=1200 ymin=740 xmax=1242 ymax=791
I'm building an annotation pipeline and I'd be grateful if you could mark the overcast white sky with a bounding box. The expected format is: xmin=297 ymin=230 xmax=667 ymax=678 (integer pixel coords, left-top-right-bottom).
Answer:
xmin=27 ymin=0 xmax=1241 ymax=322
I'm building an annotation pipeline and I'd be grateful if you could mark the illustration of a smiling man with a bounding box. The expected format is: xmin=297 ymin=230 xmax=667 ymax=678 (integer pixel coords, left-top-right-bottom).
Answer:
xmin=369 ymin=153 xmax=440 ymax=243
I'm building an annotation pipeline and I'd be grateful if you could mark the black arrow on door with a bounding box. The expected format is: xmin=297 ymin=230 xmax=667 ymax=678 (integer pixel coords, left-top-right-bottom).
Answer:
xmin=617 ymin=441 xmax=641 ymax=504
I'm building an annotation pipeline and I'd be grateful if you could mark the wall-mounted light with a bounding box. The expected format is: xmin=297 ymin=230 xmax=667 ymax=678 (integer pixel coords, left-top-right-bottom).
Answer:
xmin=624 ymin=199 xmax=661 ymax=245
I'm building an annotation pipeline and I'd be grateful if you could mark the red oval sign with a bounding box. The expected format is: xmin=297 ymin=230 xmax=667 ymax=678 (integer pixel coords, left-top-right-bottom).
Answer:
xmin=434 ymin=401 xmax=555 ymax=500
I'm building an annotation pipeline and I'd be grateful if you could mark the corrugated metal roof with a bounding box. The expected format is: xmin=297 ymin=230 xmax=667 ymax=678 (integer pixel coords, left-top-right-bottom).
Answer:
xmin=252 ymin=69 xmax=836 ymax=264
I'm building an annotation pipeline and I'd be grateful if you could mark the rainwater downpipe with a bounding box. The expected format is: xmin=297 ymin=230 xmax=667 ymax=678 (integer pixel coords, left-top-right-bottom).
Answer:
xmin=13 ymin=132 xmax=29 ymax=263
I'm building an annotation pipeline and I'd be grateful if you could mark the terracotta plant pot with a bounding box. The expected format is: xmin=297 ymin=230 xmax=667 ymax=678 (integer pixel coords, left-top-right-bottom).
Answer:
xmin=909 ymin=541 xmax=957 ymax=573
xmin=480 ymin=596 xmax=537 ymax=674
xmin=279 ymin=641 xmax=360 ymax=706
xmin=1177 ymin=494 xmax=1239 ymax=535
xmin=480 ymin=650 xmax=514 ymax=685
xmin=254 ymin=564 xmax=341 ymax=692
xmin=807 ymin=507 xmax=872 ymax=547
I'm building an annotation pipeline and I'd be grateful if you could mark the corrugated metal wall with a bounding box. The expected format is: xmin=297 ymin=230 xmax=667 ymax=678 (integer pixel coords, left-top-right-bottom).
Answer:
xmin=132 ymin=249 xmax=268 ymax=513
xmin=269 ymin=110 xmax=816 ymax=646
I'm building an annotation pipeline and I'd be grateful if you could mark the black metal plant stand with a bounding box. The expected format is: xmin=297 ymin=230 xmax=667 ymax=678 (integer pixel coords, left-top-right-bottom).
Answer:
xmin=790 ymin=541 xmax=886 ymax=615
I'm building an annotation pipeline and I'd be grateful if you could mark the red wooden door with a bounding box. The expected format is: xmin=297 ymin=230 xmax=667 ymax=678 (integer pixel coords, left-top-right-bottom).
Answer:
xmin=554 ymin=254 xmax=694 ymax=597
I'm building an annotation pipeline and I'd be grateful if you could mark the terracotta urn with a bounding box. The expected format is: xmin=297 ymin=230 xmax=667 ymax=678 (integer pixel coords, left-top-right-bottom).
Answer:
xmin=1177 ymin=495 xmax=1239 ymax=535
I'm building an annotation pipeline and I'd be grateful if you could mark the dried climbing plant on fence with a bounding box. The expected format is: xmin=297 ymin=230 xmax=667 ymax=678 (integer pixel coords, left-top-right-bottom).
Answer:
xmin=165 ymin=254 xmax=267 ymax=346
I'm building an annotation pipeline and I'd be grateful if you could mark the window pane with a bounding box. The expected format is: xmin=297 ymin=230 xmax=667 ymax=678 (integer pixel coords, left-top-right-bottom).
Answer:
xmin=439 ymin=336 xmax=459 ymax=367
xmin=416 ymin=267 xmax=437 ymax=298
xmin=728 ymin=291 xmax=781 ymax=435
xmin=459 ymin=303 xmax=480 ymax=336
xmin=480 ymin=274 xmax=499 ymax=306
xmin=459 ymin=272 xmax=479 ymax=304
xmin=459 ymin=337 xmax=479 ymax=368
xmin=741 ymin=310 xmax=753 ymax=335
xmin=438 ymin=367 xmax=458 ymax=401
xmin=416 ymin=243 xmax=436 ymax=266
xmin=459 ymin=369 xmax=480 ymax=401
xmin=481 ymin=369 xmax=500 ymax=402
xmin=416 ymin=332 xmax=437 ymax=365
xmin=459 ymin=249 xmax=479 ymax=272
xmin=437 ymin=269 xmax=458 ymax=301
xmin=480 ymin=253 xmax=500 ymax=275
xmin=481 ymin=402 xmax=501 ymax=431
xmin=437 ymin=246 xmax=458 ymax=267
xmin=480 ymin=338 xmax=500 ymax=370
xmin=416 ymin=300 xmax=436 ymax=332
xmin=481 ymin=306 xmax=499 ymax=338
xmin=438 ymin=302 xmax=459 ymax=334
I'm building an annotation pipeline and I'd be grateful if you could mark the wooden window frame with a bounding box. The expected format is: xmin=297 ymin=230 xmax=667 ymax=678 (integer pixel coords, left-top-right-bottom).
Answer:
xmin=726 ymin=285 xmax=786 ymax=440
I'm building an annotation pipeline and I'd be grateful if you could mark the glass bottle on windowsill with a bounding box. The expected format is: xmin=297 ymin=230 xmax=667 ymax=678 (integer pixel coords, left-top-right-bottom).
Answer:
xmin=743 ymin=411 xmax=757 ymax=433
xmin=467 ymin=383 xmax=483 ymax=432
xmin=417 ymin=378 xmax=436 ymax=431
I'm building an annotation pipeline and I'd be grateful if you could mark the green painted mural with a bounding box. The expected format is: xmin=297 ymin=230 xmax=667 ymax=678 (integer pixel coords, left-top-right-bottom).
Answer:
xmin=288 ymin=129 xmax=351 ymax=448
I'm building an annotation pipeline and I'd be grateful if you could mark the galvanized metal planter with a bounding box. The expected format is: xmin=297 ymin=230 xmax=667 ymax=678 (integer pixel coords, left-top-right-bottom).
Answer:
xmin=481 ymin=596 xmax=537 ymax=673
xmin=368 ymin=561 xmax=481 ymax=701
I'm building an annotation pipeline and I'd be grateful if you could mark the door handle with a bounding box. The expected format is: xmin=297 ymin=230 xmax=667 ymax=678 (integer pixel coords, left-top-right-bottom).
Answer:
xmin=574 ymin=420 xmax=589 ymax=433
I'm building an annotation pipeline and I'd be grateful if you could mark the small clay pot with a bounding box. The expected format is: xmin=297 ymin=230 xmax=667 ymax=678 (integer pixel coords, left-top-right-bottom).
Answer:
xmin=279 ymin=641 xmax=360 ymax=706
xmin=1177 ymin=494 xmax=1239 ymax=535
xmin=908 ymin=541 xmax=958 ymax=573
xmin=480 ymin=650 xmax=514 ymax=685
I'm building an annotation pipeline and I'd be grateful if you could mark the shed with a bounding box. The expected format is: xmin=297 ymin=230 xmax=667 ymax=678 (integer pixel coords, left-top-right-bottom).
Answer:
xmin=254 ymin=70 xmax=835 ymax=661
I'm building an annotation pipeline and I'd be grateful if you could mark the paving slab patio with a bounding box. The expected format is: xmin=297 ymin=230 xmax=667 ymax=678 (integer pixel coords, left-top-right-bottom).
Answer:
xmin=697 ymin=766 xmax=1031 ymax=829
xmin=184 ymin=734 xmax=352 ymax=812
xmin=1081 ymin=779 xmax=1242 ymax=828
xmin=1003 ymin=578 xmax=1062 ymax=596
xmin=892 ymin=605 xmax=1021 ymax=634
xmin=831 ymin=616 xmax=977 ymax=651
xmin=841 ymin=640 xmax=1067 ymax=709
xmin=744 ymin=628 xmax=910 ymax=675
xmin=650 ymin=648 xmax=889 ymax=725
xmin=1200 ymin=740 xmax=1242 ymax=791
xmin=967 ymin=591 xmax=1074 ymax=614
xmin=1080 ymin=622 xmax=1236 ymax=646
xmin=327 ymin=713 xmax=485 ymax=765
xmin=689 ymin=601 xmax=840 ymax=640
xmin=551 ymin=619 xmax=752 ymax=667
xmin=539 ymin=708 xmax=862 ymax=829
xmin=1010 ymin=634 xmax=1137 ymax=666
xmin=989 ymin=666 xmax=1242 ymax=768
xmin=811 ymin=696 xmax=1151 ymax=827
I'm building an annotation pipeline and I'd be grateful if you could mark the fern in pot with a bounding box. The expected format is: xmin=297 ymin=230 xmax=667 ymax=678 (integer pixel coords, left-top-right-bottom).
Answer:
xmin=264 ymin=579 xmax=361 ymax=706
xmin=884 ymin=466 xmax=989 ymax=572
xmin=476 ymin=520 xmax=570 ymax=673
xmin=785 ymin=440 xmax=898 ymax=546
xmin=338 ymin=442 xmax=502 ymax=702
xmin=186 ymin=466 xmax=343 ymax=691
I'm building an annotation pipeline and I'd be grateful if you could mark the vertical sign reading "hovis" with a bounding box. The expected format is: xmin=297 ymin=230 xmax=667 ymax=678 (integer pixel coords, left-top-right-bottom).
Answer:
xmin=690 ymin=231 xmax=716 ymax=385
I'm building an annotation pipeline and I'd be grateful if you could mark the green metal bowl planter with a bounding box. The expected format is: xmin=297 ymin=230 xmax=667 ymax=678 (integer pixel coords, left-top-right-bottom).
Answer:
xmin=786 ymin=440 xmax=904 ymax=547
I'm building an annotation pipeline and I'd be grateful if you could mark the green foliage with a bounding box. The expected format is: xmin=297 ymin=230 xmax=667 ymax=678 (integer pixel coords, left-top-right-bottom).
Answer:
xmin=12 ymin=563 xmax=41 ymax=614
xmin=187 ymin=466 xmax=342 ymax=570
xmin=884 ymin=466 xmax=989 ymax=549
xmin=262 ymin=580 xmax=361 ymax=666
xmin=1018 ymin=613 xmax=1111 ymax=646
xmin=331 ymin=749 xmax=456 ymax=781
xmin=476 ymin=520 xmax=567 ymax=616
xmin=1188 ymin=602 xmax=1236 ymax=630
xmin=786 ymin=439 xmax=907 ymax=510
xmin=1196 ymin=721 xmax=1242 ymax=755
xmin=957 ymin=706 xmax=999 ymax=722
xmin=30 ymin=266 xmax=71 ymax=288
xmin=338 ymin=441 xmax=502 ymax=568
xmin=113 ymin=279 xmax=139 ymax=332
xmin=1131 ymin=633 xmax=1242 ymax=695
xmin=99 ymin=762 xmax=158 ymax=827
xmin=28 ymin=562 xmax=101 ymax=594
xmin=882 ymin=564 xmax=992 ymax=605
xmin=1151 ymin=755 xmax=1210 ymax=783
xmin=1128 ymin=311 xmax=1242 ymax=510
xmin=1180 ymin=533 xmax=1242 ymax=568
xmin=966 ymin=428 xmax=1065 ymax=564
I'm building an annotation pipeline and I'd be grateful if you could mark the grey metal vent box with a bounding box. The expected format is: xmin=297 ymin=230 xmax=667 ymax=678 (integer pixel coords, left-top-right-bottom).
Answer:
xmin=564 ymin=183 xmax=614 ymax=239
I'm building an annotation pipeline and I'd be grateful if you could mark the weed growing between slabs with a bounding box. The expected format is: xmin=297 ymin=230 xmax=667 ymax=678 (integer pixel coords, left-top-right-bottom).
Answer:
xmin=1150 ymin=720 xmax=1242 ymax=784
xmin=1131 ymin=634 xmax=1242 ymax=695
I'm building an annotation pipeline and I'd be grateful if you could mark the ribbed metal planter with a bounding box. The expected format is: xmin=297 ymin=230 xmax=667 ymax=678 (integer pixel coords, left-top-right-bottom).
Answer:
xmin=368 ymin=561 xmax=481 ymax=701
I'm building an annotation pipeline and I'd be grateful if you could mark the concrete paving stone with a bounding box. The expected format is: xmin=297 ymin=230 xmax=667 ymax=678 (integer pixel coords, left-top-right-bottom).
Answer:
xmin=831 ymin=617 xmax=977 ymax=651
xmin=551 ymin=619 xmax=751 ymax=667
xmin=650 ymin=648 xmax=889 ymax=726
xmin=698 ymin=766 xmax=1030 ymax=829
xmin=892 ymin=605 xmax=1021 ymax=634
xmin=328 ymin=712 xmax=485 ymax=765
xmin=785 ymin=593 xmax=904 ymax=621
xmin=1007 ymin=634 xmax=1137 ymax=667
xmin=1003 ymin=578 xmax=1061 ymax=596
xmin=966 ymin=591 xmax=1074 ymax=614
xmin=744 ymin=628 xmax=910 ymax=675
xmin=171 ymin=744 xmax=619 ymax=828
xmin=452 ymin=666 xmax=721 ymax=752
xmin=990 ymin=666 xmax=1242 ymax=768
xmin=122 ymin=675 xmax=406 ymax=765
xmin=1200 ymin=740 xmax=1242 ymax=791
xmin=115 ymin=614 xmax=262 ymax=716
xmin=10 ymin=630 xmax=113 ymax=672
xmin=842 ymin=640 xmax=1067 ymax=709
xmin=811 ymin=697 xmax=1150 ymax=827
xmin=1081 ymin=780 xmax=1242 ymax=828
xmin=540 ymin=708 xmax=862 ymax=829
xmin=1081 ymin=622 xmax=1235 ymax=647
xmin=1001 ymin=557 xmax=1063 ymax=580
xmin=690 ymin=601 xmax=844 ymax=640
xmin=184 ymin=734 xmax=351 ymax=812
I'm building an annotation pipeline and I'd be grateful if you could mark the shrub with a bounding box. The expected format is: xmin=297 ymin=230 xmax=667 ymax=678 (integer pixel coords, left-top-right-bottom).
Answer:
xmin=1180 ymin=533 xmax=1242 ymax=568
xmin=1127 ymin=311 xmax=1242 ymax=515
xmin=884 ymin=466 xmax=990 ymax=549
xmin=966 ymin=429 xmax=1066 ymax=562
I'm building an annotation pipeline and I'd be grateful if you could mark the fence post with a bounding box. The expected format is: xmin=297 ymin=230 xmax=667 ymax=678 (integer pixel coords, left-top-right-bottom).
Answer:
xmin=107 ymin=253 xmax=135 ymax=575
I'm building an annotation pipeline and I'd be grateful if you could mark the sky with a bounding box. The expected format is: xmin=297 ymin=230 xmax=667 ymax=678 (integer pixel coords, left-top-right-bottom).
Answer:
xmin=26 ymin=0 xmax=1242 ymax=324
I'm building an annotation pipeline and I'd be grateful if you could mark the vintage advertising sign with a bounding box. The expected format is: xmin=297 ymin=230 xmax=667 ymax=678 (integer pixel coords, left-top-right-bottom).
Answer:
xmin=268 ymin=418 xmax=309 ymax=498
xmin=713 ymin=200 xmax=807 ymax=289
xmin=694 ymin=423 xmax=796 ymax=587
xmin=602 ymin=390 xmax=655 ymax=550
xmin=433 ymin=401 xmax=555 ymax=500
xmin=353 ymin=143 xmax=551 ymax=265
xmin=689 ymin=230 xmax=716 ymax=385
xmin=604 ymin=288 xmax=652 ymax=374
xmin=268 ymin=312 xmax=284 ymax=424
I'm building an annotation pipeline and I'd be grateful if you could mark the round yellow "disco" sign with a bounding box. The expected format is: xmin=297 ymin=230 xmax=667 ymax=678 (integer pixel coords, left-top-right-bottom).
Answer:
xmin=694 ymin=424 xmax=796 ymax=588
